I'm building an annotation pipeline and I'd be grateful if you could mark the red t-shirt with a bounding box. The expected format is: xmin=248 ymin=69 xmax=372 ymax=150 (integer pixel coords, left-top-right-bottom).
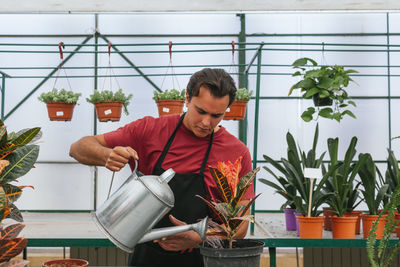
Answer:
xmin=104 ymin=114 xmax=254 ymax=202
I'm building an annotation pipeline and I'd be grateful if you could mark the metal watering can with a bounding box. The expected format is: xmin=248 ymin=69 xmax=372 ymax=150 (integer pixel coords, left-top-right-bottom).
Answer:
xmin=92 ymin=161 xmax=208 ymax=253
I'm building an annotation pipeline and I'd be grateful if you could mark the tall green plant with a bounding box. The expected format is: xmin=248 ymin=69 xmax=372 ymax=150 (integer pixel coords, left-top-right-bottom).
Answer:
xmin=0 ymin=120 xmax=41 ymax=265
xmin=358 ymin=153 xmax=389 ymax=215
xmin=323 ymin=137 xmax=366 ymax=217
xmin=385 ymin=149 xmax=400 ymax=212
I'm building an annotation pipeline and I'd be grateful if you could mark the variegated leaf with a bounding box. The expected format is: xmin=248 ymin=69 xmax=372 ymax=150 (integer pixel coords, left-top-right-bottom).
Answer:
xmin=0 ymin=224 xmax=24 ymax=240
xmin=2 ymin=184 xmax=22 ymax=203
xmin=0 ymin=161 xmax=9 ymax=176
xmin=229 ymin=194 xmax=261 ymax=231
xmin=0 ymin=238 xmax=27 ymax=263
xmin=11 ymin=128 xmax=41 ymax=146
xmin=209 ymin=167 xmax=232 ymax=203
xmin=195 ymin=195 xmax=228 ymax=226
xmin=0 ymin=144 xmax=16 ymax=161
xmin=6 ymin=204 xmax=23 ymax=222
xmin=231 ymin=167 xmax=260 ymax=208
xmin=0 ymin=126 xmax=7 ymax=147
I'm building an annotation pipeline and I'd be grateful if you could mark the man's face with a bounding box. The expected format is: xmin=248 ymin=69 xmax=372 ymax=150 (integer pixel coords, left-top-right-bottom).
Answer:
xmin=183 ymin=86 xmax=230 ymax=138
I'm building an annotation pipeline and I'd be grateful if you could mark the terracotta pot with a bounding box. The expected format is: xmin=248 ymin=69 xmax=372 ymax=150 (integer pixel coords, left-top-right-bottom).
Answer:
xmin=42 ymin=259 xmax=88 ymax=267
xmin=46 ymin=102 xmax=76 ymax=121
xmin=362 ymin=214 xmax=387 ymax=239
xmin=223 ymin=100 xmax=248 ymax=120
xmin=297 ymin=215 xmax=324 ymax=238
xmin=323 ymin=207 xmax=335 ymax=231
xmin=94 ymin=101 xmax=123 ymax=122
xmin=331 ymin=215 xmax=357 ymax=239
xmin=155 ymin=100 xmax=184 ymax=117
xmin=344 ymin=211 xmax=363 ymax=235
xmin=395 ymin=213 xmax=400 ymax=237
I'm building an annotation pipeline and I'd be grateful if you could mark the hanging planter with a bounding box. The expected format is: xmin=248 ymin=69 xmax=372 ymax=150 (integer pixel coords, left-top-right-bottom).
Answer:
xmin=223 ymin=88 xmax=252 ymax=120
xmin=153 ymin=89 xmax=185 ymax=117
xmin=38 ymin=88 xmax=81 ymax=121
xmin=86 ymin=89 xmax=133 ymax=122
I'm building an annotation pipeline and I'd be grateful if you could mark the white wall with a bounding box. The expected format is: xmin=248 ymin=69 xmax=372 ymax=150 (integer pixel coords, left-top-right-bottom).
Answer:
xmin=0 ymin=12 xmax=397 ymax=212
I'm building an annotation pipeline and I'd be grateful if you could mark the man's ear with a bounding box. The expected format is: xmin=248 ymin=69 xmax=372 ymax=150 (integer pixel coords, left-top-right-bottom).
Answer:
xmin=185 ymin=92 xmax=190 ymax=106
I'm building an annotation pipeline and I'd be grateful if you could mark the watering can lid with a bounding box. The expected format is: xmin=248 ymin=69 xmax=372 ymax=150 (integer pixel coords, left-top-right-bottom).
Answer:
xmin=138 ymin=169 xmax=175 ymax=207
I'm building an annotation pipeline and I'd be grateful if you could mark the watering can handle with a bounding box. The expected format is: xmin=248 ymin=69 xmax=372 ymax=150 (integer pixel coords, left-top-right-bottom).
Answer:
xmin=107 ymin=159 xmax=138 ymax=200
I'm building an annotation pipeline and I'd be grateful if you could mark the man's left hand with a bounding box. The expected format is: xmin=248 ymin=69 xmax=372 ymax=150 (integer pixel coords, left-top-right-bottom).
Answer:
xmin=154 ymin=215 xmax=203 ymax=251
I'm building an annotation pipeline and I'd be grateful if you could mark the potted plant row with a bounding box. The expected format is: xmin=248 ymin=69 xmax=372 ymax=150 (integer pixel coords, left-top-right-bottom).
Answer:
xmin=153 ymin=89 xmax=186 ymax=117
xmin=223 ymin=88 xmax=253 ymax=120
xmin=86 ymin=89 xmax=133 ymax=122
xmin=38 ymin=88 xmax=81 ymax=121
xmin=288 ymin=57 xmax=358 ymax=122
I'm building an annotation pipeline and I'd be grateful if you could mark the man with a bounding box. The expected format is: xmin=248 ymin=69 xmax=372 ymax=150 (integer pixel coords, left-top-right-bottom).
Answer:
xmin=69 ymin=68 xmax=254 ymax=267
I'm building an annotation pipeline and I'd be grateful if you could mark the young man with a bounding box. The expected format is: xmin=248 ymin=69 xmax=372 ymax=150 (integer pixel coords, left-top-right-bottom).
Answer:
xmin=69 ymin=68 xmax=254 ymax=267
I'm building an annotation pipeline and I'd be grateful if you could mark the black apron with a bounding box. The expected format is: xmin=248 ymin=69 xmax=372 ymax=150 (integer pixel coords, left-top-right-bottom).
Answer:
xmin=129 ymin=114 xmax=213 ymax=267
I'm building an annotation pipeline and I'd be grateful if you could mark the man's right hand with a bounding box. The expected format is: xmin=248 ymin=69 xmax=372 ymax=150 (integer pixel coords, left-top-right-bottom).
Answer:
xmin=105 ymin=146 xmax=139 ymax=172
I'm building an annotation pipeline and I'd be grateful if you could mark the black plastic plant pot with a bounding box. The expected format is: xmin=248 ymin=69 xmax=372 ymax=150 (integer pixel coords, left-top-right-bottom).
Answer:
xmin=200 ymin=239 xmax=264 ymax=267
xmin=313 ymin=95 xmax=333 ymax=107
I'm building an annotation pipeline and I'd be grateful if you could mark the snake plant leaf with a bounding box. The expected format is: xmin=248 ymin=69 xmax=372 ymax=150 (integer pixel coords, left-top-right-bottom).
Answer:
xmin=195 ymin=195 xmax=228 ymax=226
xmin=0 ymin=237 xmax=27 ymax=263
xmin=231 ymin=167 xmax=260 ymax=209
xmin=209 ymin=167 xmax=232 ymax=203
xmin=2 ymin=184 xmax=22 ymax=204
xmin=11 ymin=128 xmax=41 ymax=146
xmin=0 ymin=145 xmax=39 ymax=184
xmin=6 ymin=204 xmax=22 ymax=222
xmin=0 ymin=224 xmax=25 ymax=240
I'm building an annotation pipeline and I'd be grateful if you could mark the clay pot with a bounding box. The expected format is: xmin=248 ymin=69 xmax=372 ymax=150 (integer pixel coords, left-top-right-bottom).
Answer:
xmin=223 ymin=100 xmax=248 ymax=120
xmin=94 ymin=101 xmax=123 ymax=122
xmin=42 ymin=259 xmax=88 ymax=267
xmin=323 ymin=207 xmax=335 ymax=231
xmin=362 ymin=214 xmax=387 ymax=239
xmin=331 ymin=215 xmax=358 ymax=239
xmin=297 ymin=215 xmax=324 ymax=238
xmin=46 ymin=102 xmax=76 ymax=121
xmin=156 ymin=100 xmax=184 ymax=117
xmin=344 ymin=210 xmax=363 ymax=235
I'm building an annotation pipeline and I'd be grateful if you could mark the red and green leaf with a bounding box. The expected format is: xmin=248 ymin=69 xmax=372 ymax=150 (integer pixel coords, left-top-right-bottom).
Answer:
xmin=2 ymin=184 xmax=22 ymax=204
xmin=196 ymin=195 xmax=228 ymax=226
xmin=0 ymin=224 xmax=25 ymax=240
xmin=231 ymin=167 xmax=260 ymax=208
xmin=209 ymin=167 xmax=232 ymax=203
xmin=228 ymin=194 xmax=260 ymax=231
xmin=0 ymin=238 xmax=27 ymax=263
xmin=11 ymin=128 xmax=41 ymax=147
xmin=6 ymin=204 xmax=23 ymax=222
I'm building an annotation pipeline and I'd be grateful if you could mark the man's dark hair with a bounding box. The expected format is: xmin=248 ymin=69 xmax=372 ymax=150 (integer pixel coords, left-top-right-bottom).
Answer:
xmin=186 ymin=68 xmax=237 ymax=107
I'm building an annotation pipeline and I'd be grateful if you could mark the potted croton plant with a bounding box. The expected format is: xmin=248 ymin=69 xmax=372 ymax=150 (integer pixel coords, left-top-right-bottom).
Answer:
xmin=38 ymin=88 xmax=81 ymax=121
xmin=0 ymin=119 xmax=41 ymax=266
xmin=196 ymin=157 xmax=263 ymax=267
xmin=153 ymin=89 xmax=185 ymax=117
xmin=86 ymin=89 xmax=133 ymax=122
xmin=223 ymin=88 xmax=253 ymax=121
xmin=288 ymin=57 xmax=358 ymax=122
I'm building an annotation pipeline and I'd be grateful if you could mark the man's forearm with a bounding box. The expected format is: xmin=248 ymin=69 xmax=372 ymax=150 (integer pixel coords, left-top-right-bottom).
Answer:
xmin=69 ymin=136 xmax=111 ymax=166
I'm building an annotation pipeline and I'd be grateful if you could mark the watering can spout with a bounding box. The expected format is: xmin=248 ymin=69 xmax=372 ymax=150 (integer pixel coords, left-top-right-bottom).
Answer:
xmin=138 ymin=217 xmax=208 ymax=244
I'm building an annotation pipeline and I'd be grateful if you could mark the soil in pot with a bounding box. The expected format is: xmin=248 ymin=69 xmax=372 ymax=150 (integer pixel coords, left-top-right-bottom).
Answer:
xmin=46 ymin=102 xmax=76 ymax=121
xmin=331 ymin=215 xmax=357 ymax=239
xmin=42 ymin=259 xmax=88 ymax=267
xmin=297 ymin=215 xmax=324 ymax=238
xmin=223 ymin=100 xmax=248 ymax=120
xmin=156 ymin=100 xmax=184 ymax=117
xmin=200 ymin=239 xmax=264 ymax=267
xmin=362 ymin=214 xmax=387 ymax=239
xmin=284 ymin=208 xmax=297 ymax=231
xmin=94 ymin=101 xmax=123 ymax=122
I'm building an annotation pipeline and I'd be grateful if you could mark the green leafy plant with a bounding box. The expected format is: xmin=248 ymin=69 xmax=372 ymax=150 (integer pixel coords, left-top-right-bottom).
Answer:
xmin=86 ymin=89 xmax=133 ymax=115
xmin=358 ymin=153 xmax=389 ymax=215
xmin=323 ymin=137 xmax=366 ymax=217
xmin=153 ymin=89 xmax=185 ymax=101
xmin=0 ymin=120 xmax=41 ymax=265
xmin=366 ymin=181 xmax=400 ymax=267
xmin=235 ymin=88 xmax=253 ymax=101
xmin=38 ymin=88 xmax=81 ymax=104
xmin=384 ymin=149 xmax=400 ymax=212
xmin=288 ymin=57 xmax=358 ymax=122
xmin=196 ymin=156 xmax=260 ymax=249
